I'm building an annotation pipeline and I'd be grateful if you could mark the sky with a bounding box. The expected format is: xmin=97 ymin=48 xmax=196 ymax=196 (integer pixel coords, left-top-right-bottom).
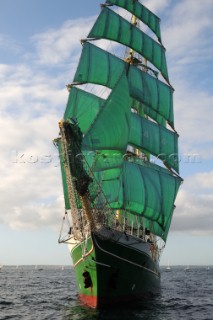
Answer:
xmin=0 ymin=0 xmax=212 ymax=267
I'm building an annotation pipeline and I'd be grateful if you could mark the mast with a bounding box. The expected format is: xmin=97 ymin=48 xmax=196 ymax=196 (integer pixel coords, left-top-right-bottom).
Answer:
xmin=58 ymin=123 xmax=85 ymax=240
xmin=58 ymin=119 xmax=98 ymax=239
xmin=125 ymin=14 xmax=137 ymax=64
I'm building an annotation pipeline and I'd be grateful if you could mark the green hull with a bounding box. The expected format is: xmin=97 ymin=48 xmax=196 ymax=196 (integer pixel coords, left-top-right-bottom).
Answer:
xmin=71 ymin=230 xmax=160 ymax=308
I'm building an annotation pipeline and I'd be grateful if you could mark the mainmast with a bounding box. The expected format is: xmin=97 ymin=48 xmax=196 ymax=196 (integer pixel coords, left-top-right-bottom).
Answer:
xmin=123 ymin=11 xmax=161 ymax=251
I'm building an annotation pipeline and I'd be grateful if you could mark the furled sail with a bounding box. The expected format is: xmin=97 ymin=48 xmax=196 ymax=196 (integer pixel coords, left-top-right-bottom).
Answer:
xmin=57 ymin=139 xmax=70 ymax=210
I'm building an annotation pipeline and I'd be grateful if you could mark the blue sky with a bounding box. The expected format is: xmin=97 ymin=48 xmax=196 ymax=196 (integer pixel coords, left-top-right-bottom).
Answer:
xmin=0 ymin=0 xmax=212 ymax=266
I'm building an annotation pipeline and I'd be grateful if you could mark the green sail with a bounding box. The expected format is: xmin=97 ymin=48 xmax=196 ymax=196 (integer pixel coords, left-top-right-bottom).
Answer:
xmin=73 ymin=42 xmax=174 ymax=128
xmin=105 ymin=0 xmax=161 ymax=42
xmin=65 ymin=86 xmax=166 ymax=134
xmin=64 ymin=87 xmax=104 ymax=132
xmin=129 ymin=113 xmax=179 ymax=172
xmin=142 ymin=205 xmax=174 ymax=242
xmin=131 ymin=98 xmax=166 ymax=127
xmin=90 ymin=161 xmax=181 ymax=241
xmin=65 ymin=75 xmax=130 ymax=152
xmin=122 ymin=162 xmax=181 ymax=225
xmin=128 ymin=66 xmax=173 ymax=127
xmin=83 ymin=74 xmax=131 ymax=151
xmin=63 ymin=87 xmax=125 ymax=171
xmin=64 ymin=87 xmax=178 ymax=172
xmin=57 ymin=139 xmax=70 ymax=210
xmin=83 ymin=150 xmax=124 ymax=172
xmin=87 ymin=7 xmax=168 ymax=82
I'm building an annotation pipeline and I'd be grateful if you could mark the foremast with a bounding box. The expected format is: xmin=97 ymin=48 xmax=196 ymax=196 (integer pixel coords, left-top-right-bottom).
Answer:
xmin=56 ymin=120 xmax=94 ymax=242
xmin=56 ymin=118 xmax=119 ymax=243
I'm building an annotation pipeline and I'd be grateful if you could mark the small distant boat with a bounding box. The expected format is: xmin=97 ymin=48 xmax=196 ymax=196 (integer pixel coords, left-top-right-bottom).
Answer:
xmin=166 ymin=261 xmax=171 ymax=271
xmin=38 ymin=266 xmax=43 ymax=271
xmin=184 ymin=265 xmax=190 ymax=271
xmin=35 ymin=265 xmax=43 ymax=271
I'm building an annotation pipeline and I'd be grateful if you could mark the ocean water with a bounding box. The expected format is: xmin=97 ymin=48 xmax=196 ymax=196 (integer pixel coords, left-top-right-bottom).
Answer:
xmin=0 ymin=266 xmax=212 ymax=320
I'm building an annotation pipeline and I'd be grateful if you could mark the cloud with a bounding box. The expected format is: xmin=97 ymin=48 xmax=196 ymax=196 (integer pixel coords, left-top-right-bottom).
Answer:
xmin=143 ymin=0 xmax=171 ymax=14
xmin=164 ymin=0 xmax=213 ymax=51
xmin=0 ymin=22 xmax=83 ymax=230
xmin=0 ymin=15 xmax=101 ymax=232
xmin=31 ymin=17 xmax=95 ymax=66
xmin=0 ymin=161 xmax=64 ymax=230
xmin=172 ymin=171 xmax=213 ymax=235
xmin=174 ymin=85 xmax=213 ymax=159
xmin=157 ymin=0 xmax=213 ymax=161
xmin=0 ymin=112 xmax=64 ymax=230
xmin=0 ymin=64 xmax=67 ymax=117
xmin=165 ymin=2 xmax=213 ymax=72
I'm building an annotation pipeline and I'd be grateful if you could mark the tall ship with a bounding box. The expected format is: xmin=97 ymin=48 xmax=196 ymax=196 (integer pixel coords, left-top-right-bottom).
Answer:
xmin=54 ymin=0 xmax=183 ymax=308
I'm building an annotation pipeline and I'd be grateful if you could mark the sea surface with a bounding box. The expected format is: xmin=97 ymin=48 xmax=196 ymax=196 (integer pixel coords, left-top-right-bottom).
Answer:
xmin=0 ymin=265 xmax=212 ymax=320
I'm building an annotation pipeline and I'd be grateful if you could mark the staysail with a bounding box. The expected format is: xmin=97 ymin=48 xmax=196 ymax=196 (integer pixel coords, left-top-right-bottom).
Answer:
xmin=57 ymin=0 xmax=182 ymax=242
